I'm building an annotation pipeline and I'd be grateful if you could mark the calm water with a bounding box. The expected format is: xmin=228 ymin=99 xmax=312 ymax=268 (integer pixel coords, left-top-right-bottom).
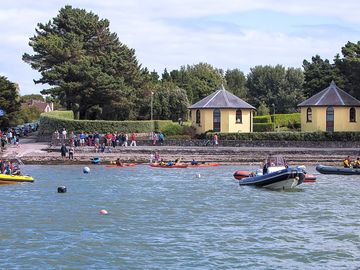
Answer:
xmin=1 ymin=165 xmax=360 ymax=269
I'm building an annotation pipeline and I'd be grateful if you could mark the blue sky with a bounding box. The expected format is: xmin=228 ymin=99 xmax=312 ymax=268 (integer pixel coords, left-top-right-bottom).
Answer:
xmin=0 ymin=0 xmax=359 ymax=95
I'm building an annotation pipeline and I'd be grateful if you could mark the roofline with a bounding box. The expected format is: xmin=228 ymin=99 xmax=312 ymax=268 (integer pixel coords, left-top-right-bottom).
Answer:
xmin=188 ymin=106 xmax=256 ymax=110
xmin=298 ymin=104 xmax=360 ymax=107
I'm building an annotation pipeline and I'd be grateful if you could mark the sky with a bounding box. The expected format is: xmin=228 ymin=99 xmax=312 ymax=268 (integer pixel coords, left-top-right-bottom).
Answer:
xmin=0 ymin=0 xmax=359 ymax=95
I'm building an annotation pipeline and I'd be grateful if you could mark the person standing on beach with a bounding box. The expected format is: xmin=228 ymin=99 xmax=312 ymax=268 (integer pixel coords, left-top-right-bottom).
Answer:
xmin=60 ymin=144 xmax=67 ymax=159
xmin=69 ymin=146 xmax=74 ymax=159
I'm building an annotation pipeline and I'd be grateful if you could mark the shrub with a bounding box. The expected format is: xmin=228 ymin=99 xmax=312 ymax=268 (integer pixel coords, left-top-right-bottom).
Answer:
xmin=253 ymin=123 xmax=273 ymax=132
xmin=253 ymin=115 xmax=272 ymax=123
xmin=39 ymin=111 xmax=173 ymax=135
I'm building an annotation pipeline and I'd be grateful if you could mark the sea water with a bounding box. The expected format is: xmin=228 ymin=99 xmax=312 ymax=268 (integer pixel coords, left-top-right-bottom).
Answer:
xmin=0 ymin=165 xmax=359 ymax=269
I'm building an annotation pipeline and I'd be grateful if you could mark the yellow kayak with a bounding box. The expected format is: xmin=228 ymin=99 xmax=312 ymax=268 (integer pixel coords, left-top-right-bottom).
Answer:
xmin=0 ymin=173 xmax=34 ymax=184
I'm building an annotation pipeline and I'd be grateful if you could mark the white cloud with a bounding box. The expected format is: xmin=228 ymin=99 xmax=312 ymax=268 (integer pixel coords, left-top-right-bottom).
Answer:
xmin=0 ymin=0 xmax=359 ymax=94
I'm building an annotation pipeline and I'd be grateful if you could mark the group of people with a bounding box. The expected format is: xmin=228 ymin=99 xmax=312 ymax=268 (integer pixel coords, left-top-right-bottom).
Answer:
xmin=343 ymin=156 xmax=360 ymax=168
xmin=0 ymin=160 xmax=20 ymax=175
xmin=53 ymin=129 xmax=138 ymax=148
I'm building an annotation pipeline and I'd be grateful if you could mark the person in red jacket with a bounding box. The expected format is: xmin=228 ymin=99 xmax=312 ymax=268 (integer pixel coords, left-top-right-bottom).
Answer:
xmin=130 ymin=133 xmax=137 ymax=146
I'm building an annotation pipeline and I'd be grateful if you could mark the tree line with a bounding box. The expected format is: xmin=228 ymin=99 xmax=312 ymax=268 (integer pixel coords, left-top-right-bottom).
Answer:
xmin=1 ymin=5 xmax=359 ymax=128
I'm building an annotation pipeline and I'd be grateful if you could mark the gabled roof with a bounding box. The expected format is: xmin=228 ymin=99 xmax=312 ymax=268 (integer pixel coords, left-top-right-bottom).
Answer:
xmin=298 ymin=81 xmax=360 ymax=107
xmin=189 ymin=85 xmax=255 ymax=109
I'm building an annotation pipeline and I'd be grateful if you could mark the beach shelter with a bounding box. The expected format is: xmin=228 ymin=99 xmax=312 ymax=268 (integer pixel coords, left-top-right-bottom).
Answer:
xmin=189 ymin=85 xmax=256 ymax=134
xmin=298 ymin=81 xmax=360 ymax=132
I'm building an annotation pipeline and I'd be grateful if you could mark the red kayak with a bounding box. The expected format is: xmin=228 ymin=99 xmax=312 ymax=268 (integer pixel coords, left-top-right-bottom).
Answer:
xmin=150 ymin=164 xmax=188 ymax=168
xmin=233 ymin=170 xmax=316 ymax=183
xmin=188 ymin=163 xmax=220 ymax=168
xmin=105 ymin=164 xmax=136 ymax=168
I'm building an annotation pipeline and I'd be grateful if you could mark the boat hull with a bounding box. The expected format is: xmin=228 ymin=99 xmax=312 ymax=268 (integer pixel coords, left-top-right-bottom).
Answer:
xmin=316 ymin=165 xmax=360 ymax=175
xmin=0 ymin=174 xmax=34 ymax=184
xmin=238 ymin=168 xmax=305 ymax=190
xmin=234 ymin=170 xmax=316 ymax=182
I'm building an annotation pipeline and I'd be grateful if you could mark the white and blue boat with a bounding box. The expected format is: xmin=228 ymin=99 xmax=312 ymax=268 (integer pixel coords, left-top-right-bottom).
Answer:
xmin=238 ymin=167 xmax=305 ymax=190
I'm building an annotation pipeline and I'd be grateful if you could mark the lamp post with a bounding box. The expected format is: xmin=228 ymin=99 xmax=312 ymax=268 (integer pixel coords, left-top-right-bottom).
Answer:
xmin=150 ymin=91 xmax=154 ymax=121
xmin=272 ymin=103 xmax=276 ymax=131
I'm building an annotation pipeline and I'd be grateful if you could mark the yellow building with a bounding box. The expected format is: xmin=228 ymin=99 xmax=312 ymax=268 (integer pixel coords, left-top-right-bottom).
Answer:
xmin=298 ymin=81 xmax=360 ymax=132
xmin=189 ymin=85 xmax=256 ymax=134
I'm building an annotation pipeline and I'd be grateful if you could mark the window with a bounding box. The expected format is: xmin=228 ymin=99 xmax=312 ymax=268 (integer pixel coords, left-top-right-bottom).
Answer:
xmin=213 ymin=109 xmax=221 ymax=132
xmin=236 ymin=109 xmax=242 ymax=123
xmin=350 ymin=107 xmax=356 ymax=122
xmin=306 ymin=108 xmax=312 ymax=122
xmin=196 ymin=109 xmax=201 ymax=124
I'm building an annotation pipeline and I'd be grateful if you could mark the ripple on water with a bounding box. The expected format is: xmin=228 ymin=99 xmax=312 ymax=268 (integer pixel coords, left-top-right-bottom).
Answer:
xmin=1 ymin=165 xmax=360 ymax=269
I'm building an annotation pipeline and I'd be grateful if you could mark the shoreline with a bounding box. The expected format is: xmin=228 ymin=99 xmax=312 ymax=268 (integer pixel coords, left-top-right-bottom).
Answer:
xmin=1 ymin=136 xmax=358 ymax=166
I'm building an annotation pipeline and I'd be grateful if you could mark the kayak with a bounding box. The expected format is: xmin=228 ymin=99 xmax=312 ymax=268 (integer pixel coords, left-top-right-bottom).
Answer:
xmin=105 ymin=164 xmax=136 ymax=168
xmin=316 ymin=164 xmax=360 ymax=175
xmin=233 ymin=170 xmax=316 ymax=183
xmin=150 ymin=164 xmax=188 ymax=168
xmin=188 ymin=163 xmax=220 ymax=168
xmin=0 ymin=174 xmax=34 ymax=184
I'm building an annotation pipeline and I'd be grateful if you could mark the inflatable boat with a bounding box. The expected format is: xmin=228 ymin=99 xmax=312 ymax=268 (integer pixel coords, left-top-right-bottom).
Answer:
xmin=234 ymin=170 xmax=316 ymax=183
xmin=0 ymin=174 xmax=34 ymax=184
xmin=238 ymin=167 xmax=305 ymax=190
xmin=316 ymin=165 xmax=360 ymax=175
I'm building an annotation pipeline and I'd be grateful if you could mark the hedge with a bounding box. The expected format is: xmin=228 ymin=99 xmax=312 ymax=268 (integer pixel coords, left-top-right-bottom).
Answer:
xmin=253 ymin=123 xmax=273 ymax=132
xmin=43 ymin=110 xmax=74 ymax=120
xmin=253 ymin=115 xmax=272 ymax=123
xmin=206 ymin=131 xmax=360 ymax=141
xmin=39 ymin=111 xmax=173 ymax=135
xmin=273 ymin=113 xmax=301 ymax=128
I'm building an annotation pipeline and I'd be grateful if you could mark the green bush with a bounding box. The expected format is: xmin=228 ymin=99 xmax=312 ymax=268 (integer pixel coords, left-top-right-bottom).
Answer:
xmin=43 ymin=110 xmax=74 ymax=119
xmin=273 ymin=113 xmax=301 ymax=127
xmin=161 ymin=123 xmax=183 ymax=136
xmin=39 ymin=111 xmax=173 ymax=135
xmin=253 ymin=115 xmax=272 ymax=123
xmin=253 ymin=123 xmax=273 ymax=132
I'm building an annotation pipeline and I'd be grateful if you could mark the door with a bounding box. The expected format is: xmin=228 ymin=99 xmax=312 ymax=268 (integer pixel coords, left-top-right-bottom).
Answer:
xmin=213 ymin=109 xmax=221 ymax=132
xmin=326 ymin=107 xmax=334 ymax=132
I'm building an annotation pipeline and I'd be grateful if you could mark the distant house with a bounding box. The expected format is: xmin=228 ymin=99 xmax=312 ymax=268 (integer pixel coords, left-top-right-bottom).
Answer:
xmin=298 ymin=81 xmax=360 ymax=132
xmin=188 ymin=85 xmax=256 ymax=134
xmin=23 ymin=100 xmax=54 ymax=113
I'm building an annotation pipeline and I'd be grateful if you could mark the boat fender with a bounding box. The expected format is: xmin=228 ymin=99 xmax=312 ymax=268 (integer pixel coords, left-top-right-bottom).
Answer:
xmin=57 ymin=186 xmax=67 ymax=193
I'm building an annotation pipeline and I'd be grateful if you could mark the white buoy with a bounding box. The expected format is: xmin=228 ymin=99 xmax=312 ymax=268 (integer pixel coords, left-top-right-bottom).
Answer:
xmin=197 ymin=173 xmax=201 ymax=178
xmin=83 ymin=167 xmax=90 ymax=174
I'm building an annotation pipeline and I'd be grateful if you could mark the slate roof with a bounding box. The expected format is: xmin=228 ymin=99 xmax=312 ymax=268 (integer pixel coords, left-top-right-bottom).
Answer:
xmin=298 ymin=81 xmax=360 ymax=107
xmin=189 ymin=85 xmax=255 ymax=109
